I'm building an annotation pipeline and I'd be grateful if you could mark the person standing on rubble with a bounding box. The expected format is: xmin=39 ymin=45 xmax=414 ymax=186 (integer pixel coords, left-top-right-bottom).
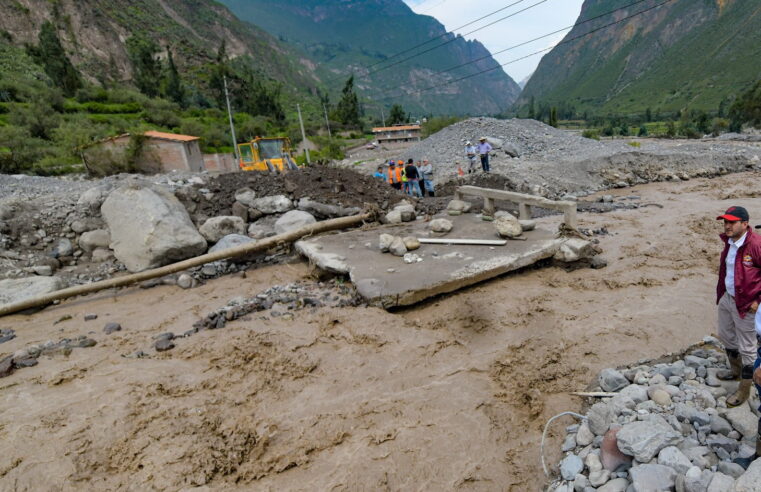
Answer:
xmin=387 ymin=161 xmax=402 ymax=190
xmin=404 ymin=158 xmax=422 ymax=198
xmin=715 ymin=206 xmax=761 ymax=408
xmin=478 ymin=137 xmax=492 ymax=173
xmin=465 ymin=141 xmax=477 ymax=173
xmin=419 ymin=160 xmax=434 ymax=197
xmin=373 ymin=165 xmax=385 ymax=179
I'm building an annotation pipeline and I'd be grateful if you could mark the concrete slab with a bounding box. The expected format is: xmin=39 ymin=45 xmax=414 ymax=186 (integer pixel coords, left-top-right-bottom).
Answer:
xmin=295 ymin=213 xmax=566 ymax=308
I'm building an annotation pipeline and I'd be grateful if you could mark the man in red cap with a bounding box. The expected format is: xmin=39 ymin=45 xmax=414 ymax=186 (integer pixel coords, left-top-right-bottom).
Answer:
xmin=716 ymin=206 xmax=761 ymax=407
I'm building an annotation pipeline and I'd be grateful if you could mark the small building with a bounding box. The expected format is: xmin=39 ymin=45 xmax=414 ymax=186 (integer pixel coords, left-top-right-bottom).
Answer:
xmin=83 ymin=131 xmax=205 ymax=174
xmin=372 ymin=124 xmax=422 ymax=144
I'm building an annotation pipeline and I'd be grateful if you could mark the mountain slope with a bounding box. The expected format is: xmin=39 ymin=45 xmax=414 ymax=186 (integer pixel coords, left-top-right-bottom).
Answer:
xmin=515 ymin=0 xmax=761 ymax=115
xmin=219 ymin=0 xmax=522 ymax=116
xmin=0 ymin=0 xmax=319 ymax=94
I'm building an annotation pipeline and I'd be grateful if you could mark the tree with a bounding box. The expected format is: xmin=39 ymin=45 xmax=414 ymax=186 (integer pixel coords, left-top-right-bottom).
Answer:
xmin=645 ymin=107 xmax=652 ymax=122
xmin=209 ymin=40 xmax=230 ymax=108
xmin=30 ymin=21 xmax=82 ymax=96
xmin=527 ymin=96 xmax=536 ymax=119
xmin=549 ymin=107 xmax=558 ymax=127
xmin=388 ymin=104 xmax=406 ymax=125
xmin=236 ymin=71 xmax=285 ymax=122
xmin=126 ymin=35 xmax=162 ymax=98
xmin=729 ymin=80 xmax=761 ymax=131
xmin=638 ymin=124 xmax=648 ymax=137
xmin=334 ymin=76 xmax=361 ymax=128
xmin=164 ymin=49 xmax=185 ymax=107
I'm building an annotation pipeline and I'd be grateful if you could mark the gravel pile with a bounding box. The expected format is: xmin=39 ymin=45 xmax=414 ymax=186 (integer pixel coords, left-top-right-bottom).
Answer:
xmin=549 ymin=338 xmax=761 ymax=492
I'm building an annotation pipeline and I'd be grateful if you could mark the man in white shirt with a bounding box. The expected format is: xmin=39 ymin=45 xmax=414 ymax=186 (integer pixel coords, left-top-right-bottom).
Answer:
xmin=465 ymin=141 xmax=477 ymax=173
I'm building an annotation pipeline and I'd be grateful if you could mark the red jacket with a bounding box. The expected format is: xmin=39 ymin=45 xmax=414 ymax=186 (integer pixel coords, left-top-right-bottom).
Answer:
xmin=717 ymin=227 xmax=761 ymax=317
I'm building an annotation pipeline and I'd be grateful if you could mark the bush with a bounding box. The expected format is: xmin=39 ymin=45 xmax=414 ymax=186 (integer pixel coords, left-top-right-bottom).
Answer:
xmin=638 ymin=125 xmax=648 ymax=136
xmin=627 ymin=141 xmax=641 ymax=148
xmin=582 ymin=129 xmax=600 ymax=140
xmin=711 ymin=117 xmax=729 ymax=136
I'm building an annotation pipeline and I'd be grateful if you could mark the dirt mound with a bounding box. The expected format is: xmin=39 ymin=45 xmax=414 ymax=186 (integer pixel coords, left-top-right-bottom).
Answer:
xmin=187 ymin=167 xmax=408 ymax=220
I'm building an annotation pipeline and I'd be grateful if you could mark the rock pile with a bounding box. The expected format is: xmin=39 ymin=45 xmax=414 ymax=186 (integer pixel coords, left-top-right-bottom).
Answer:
xmin=549 ymin=339 xmax=761 ymax=492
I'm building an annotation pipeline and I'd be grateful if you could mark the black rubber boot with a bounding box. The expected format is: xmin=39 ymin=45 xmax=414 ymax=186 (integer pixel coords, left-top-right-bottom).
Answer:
xmin=734 ymin=426 xmax=761 ymax=470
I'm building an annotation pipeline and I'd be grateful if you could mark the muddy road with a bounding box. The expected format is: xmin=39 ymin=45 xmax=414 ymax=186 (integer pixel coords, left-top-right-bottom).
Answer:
xmin=1 ymin=172 xmax=759 ymax=491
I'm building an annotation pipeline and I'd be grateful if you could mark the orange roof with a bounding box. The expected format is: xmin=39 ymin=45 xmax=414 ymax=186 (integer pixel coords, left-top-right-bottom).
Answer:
xmin=372 ymin=125 xmax=421 ymax=132
xmin=143 ymin=130 xmax=200 ymax=142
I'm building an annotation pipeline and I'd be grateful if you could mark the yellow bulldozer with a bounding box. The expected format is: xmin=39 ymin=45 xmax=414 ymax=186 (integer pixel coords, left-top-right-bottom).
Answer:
xmin=237 ymin=137 xmax=300 ymax=172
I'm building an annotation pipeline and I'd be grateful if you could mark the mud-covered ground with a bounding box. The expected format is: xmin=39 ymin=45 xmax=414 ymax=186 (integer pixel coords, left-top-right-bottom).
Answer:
xmin=2 ymin=171 xmax=759 ymax=490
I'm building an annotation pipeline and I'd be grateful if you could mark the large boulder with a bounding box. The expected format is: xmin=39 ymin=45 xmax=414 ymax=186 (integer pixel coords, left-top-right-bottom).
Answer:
xmin=430 ymin=218 xmax=453 ymax=233
xmin=733 ymin=459 xmax=761 ymax=491
xmin=248 ymin=195 xmax=293 ymax=214
xmin=234 ymin=189 xmax=257 ymax=208
xmin=101 ymin=183 xmax=207 ymax=272
xmin=0 ymin=276 xmax=65 ymax=310
xmin=494 ymin=214 xmax=522 ymax=238
xmin=199 ymin=216 xmax=246 ymax=243
xmin=77 ymin=185 xmax=112 ymax=213
xmin=616 ymin=415 xmax=681 ymax=462
xmin=554 ymin=238 xmax=596 ymax=263
xmin=274 ymin=210 xmax=316 ymax=235
xmin=78 ymin=229 xmax=111 ymax=253
xmin=629 ymin=464 xmax=677 ymax=492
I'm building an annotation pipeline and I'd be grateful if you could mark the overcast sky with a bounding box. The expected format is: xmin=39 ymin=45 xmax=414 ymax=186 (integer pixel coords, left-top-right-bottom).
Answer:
xmin=404 ymin=0 xmax=585 ymax=84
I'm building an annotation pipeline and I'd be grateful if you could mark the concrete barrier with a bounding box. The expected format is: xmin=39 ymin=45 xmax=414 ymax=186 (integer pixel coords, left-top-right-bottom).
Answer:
xmin=454 ymin=185 xmax=577 ymax=228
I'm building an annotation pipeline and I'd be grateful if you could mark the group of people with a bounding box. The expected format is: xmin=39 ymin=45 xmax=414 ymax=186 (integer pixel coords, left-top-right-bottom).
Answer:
xmin=374 ymin=158 xmax=435 ymax=198
xmin=714 ymin=205 xmax=761 ymax=469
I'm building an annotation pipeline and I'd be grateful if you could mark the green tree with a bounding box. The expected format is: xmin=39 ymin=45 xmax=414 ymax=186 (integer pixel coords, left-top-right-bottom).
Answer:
xmin=164 ymin=49 xmax=185 ymax=107
xmin=388 ymin=104 xmax=406 ymax=125
xmin=729 ymin=80 xmax=761 ymax=131
xmin=236 ymin=72 xmax=285 ymax=123
xmin=29 ymin=21 xmax=81 ymax=96
xmin=638 ymin=124 xmax=648 ymax=136
xmin=209 ymin=40 xmax=229 ymax=108
xmin=126 ymin=35 xmax=162 ymax=98
xmin=334 ymin=76 xmax=361 ymax=129
xmin=549 ymin=107 xmax=558 ymax=127
xmin=527 ymin=96 xmax=536 ymax=119
xmin=665 ymin=120 xmax=676 ymax=138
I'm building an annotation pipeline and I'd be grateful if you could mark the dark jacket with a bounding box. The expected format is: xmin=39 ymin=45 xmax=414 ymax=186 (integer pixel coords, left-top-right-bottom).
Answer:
xmin=404 ymin=164 xmax=419 ymax=180
xmin=717 ymin=227 xmax=761 ymax=317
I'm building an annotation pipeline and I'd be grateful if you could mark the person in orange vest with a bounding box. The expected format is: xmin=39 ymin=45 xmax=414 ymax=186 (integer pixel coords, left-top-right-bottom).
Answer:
xmin=387 ymin=160 xmax=402 ymax=190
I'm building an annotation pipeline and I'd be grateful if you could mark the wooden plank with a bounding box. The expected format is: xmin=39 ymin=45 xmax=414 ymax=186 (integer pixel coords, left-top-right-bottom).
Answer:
xmin=418 ymin=238 xmax=507 ymax=246
xmin=569 ymin=391 xmax=617 ymax=398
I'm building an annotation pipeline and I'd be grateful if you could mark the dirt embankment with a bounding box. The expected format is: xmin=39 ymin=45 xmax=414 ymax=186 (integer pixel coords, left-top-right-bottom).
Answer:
xmin=2 ymin=171 xmax=757 ymax=490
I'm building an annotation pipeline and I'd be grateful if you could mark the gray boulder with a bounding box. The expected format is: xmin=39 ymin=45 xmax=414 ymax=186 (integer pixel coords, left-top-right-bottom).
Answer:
xmin=79 ymin=229 xmax=111 ymax=253
xmin=555 ymin=238 xmax=596 ymax=263
xmin=723 ymin=402 xmax=758 ymax=440
xmin=0 ymin=276 xmax=65 ymax=310
xmin=629 ymin=464 xmax=677 ymax=492
xmin=616 ymin=415 xmax=681 ymax=462
xmin=77 ymin=185 xmax=111 ymax=212
xmin=732 ymin=459 xmax=761 ymax=491
xmin=249 ymin=195 xmax=293 ymax=214
xmin=560 ymin=454 xmax=583 ymax=481
xmin=707 ymin=472 xmax=734 ymax=492
xmin=597 ymin=478 xmax=629 ymax=492
xmin=50 ymin=238 xmax=73 ymax=258
xmin=379 ymin=234 xmax=395 ymax=252
xmin=199 ymin=216 xmax=246 ymax=243
xmin=494 ymin=214 xmax=522 ymax=238
xmin=447 ymin=199 xmax=472 ymax=213
xmin=274 ymin=210 xmax=316 ymax=235
xmin=430 ymin=218 xmax=453 ymax=233
xmin=684 ymin=466 xmax=713 ymax=492
xmin=599 ymin=368 xmax=630 ymax=392
xmin=385 ymin=210 xmax=403 ymax=224
xmin=389 ymin=237 xmax=407 ymax=257
xmin=658 ymin=446 xmax=693 ymax=474
xmin=588 ymin=402 xmax=614 ymax=436
xmin=101 ymin=183 xmax=207 ymax=272
xmin=208 ymin=234 xmax=257 ymax=262
xmin=248 ymin=223 xmax=274 ymax=239
xmin=234 ymin=189 xmax=257 ymax=208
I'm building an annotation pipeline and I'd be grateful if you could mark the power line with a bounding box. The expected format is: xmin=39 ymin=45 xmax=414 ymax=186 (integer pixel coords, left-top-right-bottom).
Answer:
xmin=366 ymin=0 xmax=548 ymax=77
xmin=373 ymin=0 xmax=676 ymax=103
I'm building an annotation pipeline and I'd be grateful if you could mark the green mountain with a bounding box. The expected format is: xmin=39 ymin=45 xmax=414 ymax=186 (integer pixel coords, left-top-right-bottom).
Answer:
xmin=0 ymin=0 xmax=319 ymax=96
xmin=515 ymin=0 xmax=761 ymax=116
xmin=218 ymin=0 xmax=522 ymax=116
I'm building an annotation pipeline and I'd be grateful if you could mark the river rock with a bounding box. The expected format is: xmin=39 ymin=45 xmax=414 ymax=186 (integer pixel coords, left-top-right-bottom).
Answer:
xmin=79 ymin=229 xmax=111 ymax=253
xmin=103 ymin=323 xmax=121 ymax=335
xmin=447 ymin=199 xmax=472 ymax=213
xmin=77 ymin=185 xmax=111 ymax=212
xmin=616 ymin=415 xmax=681 ymax=462
xmin=50 ymin=238 xmax=73 ymax=258
xmin=0 ymin=276 xmax=65 ymax=310
xmin=710 ymin=415 xmax=733 ymax=436
xmin=248 ymin=195 xmax=293 ymax=214
xmin=619 ymin=384 xmax=649 ymax=404
xmin=597 ymin=478 xmax=629 ymax=492
xmin=208 ymin=234 xmax=256 ymax=262
xmin=576 ymin=422 xmax=594 ymax=446
xmin=155 ymin=339 xmax=175 ymax=352
xmin=555 ymin=238 xmax=595 ymax=263
xmin=684 ymin=466 xmax=713 ymax=492
xmin=101 ymin=183 xmax=207 ymax=272
xmin=389 ymin=237 xmax=407 ymax=257
xmin=385 ymin=210 xmax=403 ymax=224
xmin=177 ymin=273 xmax=193 ymax=289
xmin=560 ymin=454 xmax=583 ymax=481
xmin=234 ymin=189 xmax=257 ymax=208
xmin=588 ymin=402 xmax=614 ymax=436
xmin=247 ymin=223 xmax=274 ymax=239
xmin=403 ymin=236 xmax=420 ymax=250
xmin=658 ymin=446 xmax=693 ymax=474
xmin=519 ymin=219 xmax=536 ymax=231
xmin=429 ymin=218 xmax=453 ymax=233
xmin=199 ymin=216 xmax=246 ymax=243
xmin=723 ymin=402 xmax=758 ymax=440
xmin=494 ymin=214 xmax=522 ymax=238
xmin=629 ymin=464 xmax=676 ymax=492
xmin=706 ymin=472 xmax=734 ymax=492
xmin=599 ymin=368 xmax=630 ymax=392
xmin=732 ymin=459 xmax=761 ymax=491
xmin=274 ymin=210 xmax=316 ymax=235
xmin=379 ymin=234 xmax=395 ymax=252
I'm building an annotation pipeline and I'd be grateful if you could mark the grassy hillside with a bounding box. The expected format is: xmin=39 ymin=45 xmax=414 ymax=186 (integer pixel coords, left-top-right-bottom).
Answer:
xmin=515 ymin=0 xmax=761 ymax=116
xmin=219 ymin=0 xmax=521 ymax=116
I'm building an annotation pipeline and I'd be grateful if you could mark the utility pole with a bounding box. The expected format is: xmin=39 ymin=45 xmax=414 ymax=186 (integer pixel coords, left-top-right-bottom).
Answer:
xmin=380 ymin=107 xmax=386 ymax=127
xmin=296 ymin=103 xmax=310 ymax=164
xmin=223 ymin=75 xmax=239 ymax=161
xmin=322 ymin=103 xmax=332 ymax=139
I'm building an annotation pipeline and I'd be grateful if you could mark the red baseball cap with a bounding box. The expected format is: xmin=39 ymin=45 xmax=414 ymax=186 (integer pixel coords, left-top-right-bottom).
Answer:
xmin=716 ymin=206 xmax=749 ymax=222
